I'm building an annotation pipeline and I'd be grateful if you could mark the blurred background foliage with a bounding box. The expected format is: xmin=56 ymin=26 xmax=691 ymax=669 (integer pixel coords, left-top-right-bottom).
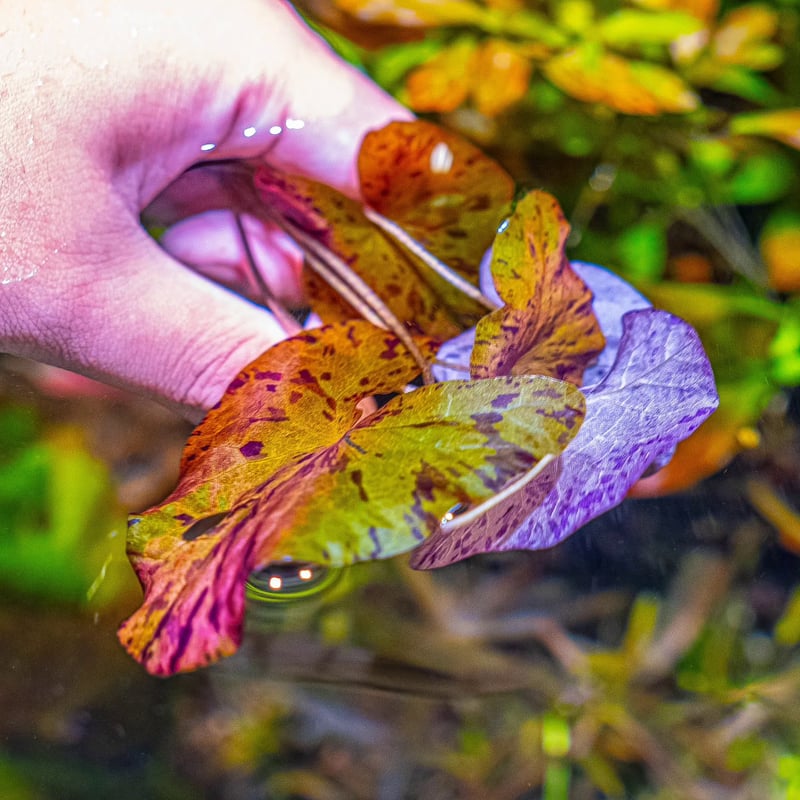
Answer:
xmin=2 ymin=1 xmax=800 ymax=798
xmin=300 ymin=0 xmax=800 ymax=494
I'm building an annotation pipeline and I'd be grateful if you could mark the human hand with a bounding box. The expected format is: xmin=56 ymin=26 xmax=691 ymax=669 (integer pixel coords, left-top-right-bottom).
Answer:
xmin=0 ymin=0 xmax=411 ymax=418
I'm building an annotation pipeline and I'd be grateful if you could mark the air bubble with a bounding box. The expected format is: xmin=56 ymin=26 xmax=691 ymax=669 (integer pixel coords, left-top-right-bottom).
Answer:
xmin=246 ymin=561 xmax=341 ymax=603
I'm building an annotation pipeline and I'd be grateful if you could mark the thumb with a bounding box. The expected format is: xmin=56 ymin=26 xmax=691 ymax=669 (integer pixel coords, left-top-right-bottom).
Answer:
xmin=5 ymin=197 xmax=286 ymax=420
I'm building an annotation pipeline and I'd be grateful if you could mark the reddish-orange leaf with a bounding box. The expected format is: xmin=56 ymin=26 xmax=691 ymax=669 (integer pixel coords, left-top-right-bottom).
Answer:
xmin=471 ymin=190 xmax=605 ymax=384
xmin=761 ymin=216 xmax=800 ymax=293
xmin=472 ymin=40 xmax=533 ymax=117
xmin=358 ymin=120 xmax=515 ymax=277
xmin=404 ymin=39 xmax=476 ymax=113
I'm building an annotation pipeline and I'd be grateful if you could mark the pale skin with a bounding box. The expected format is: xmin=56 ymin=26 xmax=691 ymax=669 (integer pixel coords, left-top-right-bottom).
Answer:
xmin=0 ymin=0 xmax=412 ymax=418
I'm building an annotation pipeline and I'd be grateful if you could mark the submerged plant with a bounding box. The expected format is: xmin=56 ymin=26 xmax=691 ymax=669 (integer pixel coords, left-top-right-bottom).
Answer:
xmin=119 ymin=121 xmax=718 ymax=675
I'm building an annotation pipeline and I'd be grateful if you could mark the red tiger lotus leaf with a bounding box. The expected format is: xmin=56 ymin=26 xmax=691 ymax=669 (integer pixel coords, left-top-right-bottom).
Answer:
xmin=119 ymin=321 xmax=585 ymax=675
xmin=472 ymin=190 xmax=606 ymax=385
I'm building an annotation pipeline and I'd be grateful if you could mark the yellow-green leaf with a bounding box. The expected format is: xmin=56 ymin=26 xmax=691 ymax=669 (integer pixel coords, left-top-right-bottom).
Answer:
xmin=730 ymin=109 xmax=800 ymax=151
xmin=471 ymin=191 xmax=605 ymax=384
xmin=544 ymin=46 xmax=699 ymax=115
xmin=598 ymin=9 xmax=703 ymax=48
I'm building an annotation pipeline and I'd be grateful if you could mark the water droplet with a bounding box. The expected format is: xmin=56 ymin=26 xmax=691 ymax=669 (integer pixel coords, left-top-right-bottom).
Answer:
xmin=285 ymin=118 xmax=305 ymax=130
xmin=497 ymin=218 xmax=510 ymax=234
xmin=200 ymin=143 xmax=216 ymax=152
xmin=441 ymin=502 xmax=470 ymax=526
xmin=429 ymin=142 xmax=454 ymax=174
xmin=243 ymin=126 xmax=257 ymax=138
xmin=269 ymin=125 xmax=282 ymax=135
xmin=246 ymin=561 xmax=341 ymax=603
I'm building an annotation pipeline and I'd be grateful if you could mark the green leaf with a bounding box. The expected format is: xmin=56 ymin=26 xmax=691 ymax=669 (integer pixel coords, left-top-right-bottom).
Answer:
xmin=725 ymin=148 xmax=796 ymax=204
xmin=616 ymin=220 xmax=668 ymax=281
xmin=597 ymin=9 xmax=703 ymax=48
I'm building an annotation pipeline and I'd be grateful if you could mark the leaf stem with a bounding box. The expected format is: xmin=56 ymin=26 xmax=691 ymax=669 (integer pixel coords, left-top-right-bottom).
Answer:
xmin=441 ymin=453 xmax=557 ymax=530
xmin=433 ymin=358 xmax=471 ymax=374
xmin=234 ymin=214 xmax=301 ymax=336
xmin=267 ymin=212 xmax=435 ymax=384
xmin=363 ymin=206 xmax=500 ymax=311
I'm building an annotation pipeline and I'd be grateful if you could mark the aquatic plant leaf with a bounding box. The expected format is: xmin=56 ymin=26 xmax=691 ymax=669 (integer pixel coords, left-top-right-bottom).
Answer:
xmin=254 ymin=165 xmax=472 ymax=337
xmin=730 ymin=109 xmax=800 ymax=151
xmin=570 ymin=262 xmax=652 ymax=387
xmin=635 ymin=0 xmax=718 ymax=24
xmin=334 ymin=0 xmax=489 ymax=28
xmin=404 ymin=39 xmax=476 ymax=112
xmin=471 ymin=39 xmax=533 ymax=118
xmin=412 ymin=309 xmax=719 ymax=568
xmin=119 ymin=321 xmax=585 ymax=674
xmin=471 ymin=191 xmax=605 ymax=384
xmin=404 ymin=39 xmax=531 ymax=118
xmin=711 ymin=5 xmax=781 ymax=70
xmin=358 ymin=120 xmax=515 ymax=275
xmin=760 ymin=212 xmax=800 ymax=293
xmin=597 ymin=9 xmax=703 ymax=47
xmin=434 ymin=261 xmax=649 ymax=385
xmin=544 ymin=46 xmax=699 ymax=115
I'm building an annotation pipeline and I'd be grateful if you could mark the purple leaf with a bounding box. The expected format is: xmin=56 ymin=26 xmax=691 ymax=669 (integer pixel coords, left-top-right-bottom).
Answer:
xmin=570 ymin=262 xmax=651 ymax=387
xmin=411 ymin=309 xmax=719 ymax=569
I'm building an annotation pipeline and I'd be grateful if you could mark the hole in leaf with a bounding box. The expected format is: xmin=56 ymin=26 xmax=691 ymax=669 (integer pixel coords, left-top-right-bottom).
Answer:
xmin=246 ymin=561 xmax=342 ymax=603
xmin=182 ymin=513 xmax=227 ymax=541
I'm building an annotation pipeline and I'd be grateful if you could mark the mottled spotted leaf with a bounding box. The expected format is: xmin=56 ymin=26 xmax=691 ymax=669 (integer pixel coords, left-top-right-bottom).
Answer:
xmin=412 ymin=309 xmax=719 ymax=569
xmin=358 ymin=120 xmax=515 ymax=276
xmin=471 ymin=191 xmax=605 ymax=384
xmin=118 ymin=321 xmax=584 ymax=675
xmin=254 ymin=164 xmax=482 ymax=337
